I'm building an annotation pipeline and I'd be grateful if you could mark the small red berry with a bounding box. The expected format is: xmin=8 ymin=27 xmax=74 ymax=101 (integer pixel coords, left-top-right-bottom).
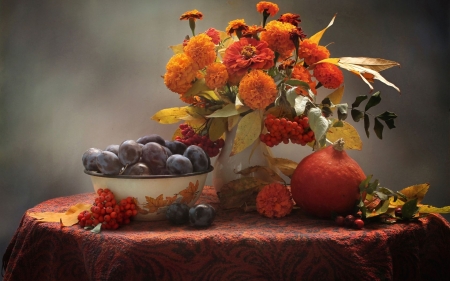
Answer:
xmin=335 ymin=215 xmax=345 ymax=226
xmin=344 ymin=215 xmax=355 ymax=227
xmin=354 ymin=219 xmax=364 ymax=229
xmin=394 ymin=207 xmax=402 ymax=218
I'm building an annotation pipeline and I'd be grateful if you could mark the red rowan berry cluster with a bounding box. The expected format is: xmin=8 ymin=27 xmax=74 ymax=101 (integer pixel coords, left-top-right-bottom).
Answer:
xmin=175 ymin=123 xmax=224 ymax=157
xmin=77 ymin=188 xmax=138 ymax=230
xmin=259 ymin=114 xmax=315 ymax=147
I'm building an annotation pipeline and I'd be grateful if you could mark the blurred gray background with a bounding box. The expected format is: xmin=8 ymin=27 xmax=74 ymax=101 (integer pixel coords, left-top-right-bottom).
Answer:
xmin=1 ymin=0 xmax=449 ymax=260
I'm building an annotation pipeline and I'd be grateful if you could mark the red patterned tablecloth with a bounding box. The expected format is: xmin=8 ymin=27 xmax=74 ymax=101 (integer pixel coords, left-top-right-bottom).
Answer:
xmin=2 ymin=186 xmax=450 ymax=281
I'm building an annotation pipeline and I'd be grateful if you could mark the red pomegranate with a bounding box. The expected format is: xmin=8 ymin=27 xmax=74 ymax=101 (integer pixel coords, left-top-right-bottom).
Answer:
xmin=290 ymin=138 xmax=365 ymax=219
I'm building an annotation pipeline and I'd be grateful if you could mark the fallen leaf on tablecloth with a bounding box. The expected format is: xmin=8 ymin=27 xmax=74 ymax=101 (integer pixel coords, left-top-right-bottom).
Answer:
xmin=218 ymin=177 xmax=270 ymax=209
xmin=28 ymin=202 xmax=92 ymax=226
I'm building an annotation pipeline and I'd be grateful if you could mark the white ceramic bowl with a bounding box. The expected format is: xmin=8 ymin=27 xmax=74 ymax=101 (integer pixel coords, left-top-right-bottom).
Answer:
xmin=84 ymin=166 xmax=213 ymax=221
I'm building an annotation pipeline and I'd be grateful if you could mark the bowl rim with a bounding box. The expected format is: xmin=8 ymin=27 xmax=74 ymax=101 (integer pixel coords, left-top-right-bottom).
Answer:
xmin=84 ymin=165 xmax=214 ymax=179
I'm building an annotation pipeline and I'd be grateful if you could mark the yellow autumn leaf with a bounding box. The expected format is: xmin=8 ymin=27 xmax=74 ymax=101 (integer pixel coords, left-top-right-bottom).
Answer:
xmin=339 ymin=57 xmax=400 ymax=72
xmin=418 ymin=205 xmax=450 ymax=214
xmin=309 ymin=14 xmax=337 ymax=45
xmin=398 ymin=183 xmax=430 ymax=204
xmin=218 ymin=177 xmax=270 ymax=209
xmin=316 ymin=57 xmax=401 ymax=92
xmin=236 ymin=165 xmax=285 ymax=183
xmin=209 ymin=117 xmax=227 ymax=141
xmin=327 ymin=121 xmax=363 ymax=150
xmin=151 ymin=107 xmax=191 ymax=124
xmin=326 ymin=85 xmax=345 ymax=105
xmin=227 ymin=115 xmax=240 ymax=131
xmin=230 ymin=110 xmax=262 ymax=156
xmin=28 ymin=203 xmax=92 ymax=226
xmin=264 ymin=154 xmax=299 ymax=178
xmin=169 ymin=43 xmax=184 ymax=55
xmin=206 ymin=103 xmax=249 ymax=118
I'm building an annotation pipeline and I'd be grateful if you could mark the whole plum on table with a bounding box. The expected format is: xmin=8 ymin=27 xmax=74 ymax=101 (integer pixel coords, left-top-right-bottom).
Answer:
xmin=189 ymin=204 xmax=216 ymax=227
xmin=141 ymin=142 xmax=169 ymax=175
xmin=166 ymin=203 xmax=190 ymax=225
xmin=183 ymin=145 xmax=210 ymax=172
xmin=166 ymin=154 xmax=193 ymax=175
xmin=96 ymin=151 xmax=123 ymax=175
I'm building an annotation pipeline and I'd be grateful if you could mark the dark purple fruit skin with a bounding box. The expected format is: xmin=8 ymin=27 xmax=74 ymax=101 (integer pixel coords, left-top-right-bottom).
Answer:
xmin=141 ymin=142 xmax=168 ymax=175
xmin=118 ymin=140 xmax=142 ymax=166
xmin=122 ymin=162 xmax=151 ymax=175
xmin=136 ymin=134 xmax=165 ymax=146
xmin=82 ymin=148 xmax=102 ymax=171
xmin=96 ymin=151 xmax=123 ymax=175
xmin=166 ymin=155 xmax=193 ymax=175
xmin=189 ymin=204 xmax=216 ymax=227
xmin=166 ymin=203 xmax=190 ymax=225
xmin=165 ymin=140 xmax=187 ymax=155
xmin=105 ymin=144 xmax=119 ymax=156
xmin=163 ymin=146 xmax=173 ymax=157
xmin=183 ymin=145 xmax=210 ymax=172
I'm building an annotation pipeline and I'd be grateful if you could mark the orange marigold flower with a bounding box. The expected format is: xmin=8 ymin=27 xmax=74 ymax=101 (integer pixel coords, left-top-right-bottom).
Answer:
xmin=298 ymin=39 xmax=330 ymax=66
xmin=204 ymin=28 xmax=221 ymax=44
xmin=238 ymin=70 xmax=277 ymax=110
xmin=164 ymin=53 xmax=198 ymax=95
xmin=278 ymin=13 xmax=301 ymax=26
xmin=256 ymin=1 xmax=280 ymax=16
xmin=180 ymin=10 xmax=203 ymax=21
xmin=184 ymin=33 xmax=216 ymax=69
xmin=291 ymin=64 xmax=317 ymax=95
xmin=259 ymin=20 xmax=297 ymax=60
xmin=226 ymin=19 xmax=249 ymax=36
xmin=313 ymin=63 xmax=344 ymax=89
xmin=256 ymin=183 xmax=294 ymax=218
xmin=223 ymin=37 xmax=275 ymax=77
xmin=205 ymin=62 xmax=229 ymax=89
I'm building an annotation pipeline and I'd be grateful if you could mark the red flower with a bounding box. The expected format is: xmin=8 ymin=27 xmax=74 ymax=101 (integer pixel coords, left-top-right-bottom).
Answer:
xmin=205 ymin=28 xmax=221 ymax=44
xmin=223 ymin=37 xmax=275 ymax=77
xmin=313 ymin=63 xmax=344 ymax=89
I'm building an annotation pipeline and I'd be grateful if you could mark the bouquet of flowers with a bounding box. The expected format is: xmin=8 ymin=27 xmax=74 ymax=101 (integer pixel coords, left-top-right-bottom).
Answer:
xmin=152 ymin=1 xmax=400 ymax=159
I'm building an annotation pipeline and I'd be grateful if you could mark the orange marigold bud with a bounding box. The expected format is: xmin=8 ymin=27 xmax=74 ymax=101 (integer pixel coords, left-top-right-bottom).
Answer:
xmin=256 ymin=1 xmax=280 ymax=17
xmin=256 ymin=183 xmax=294 ymax=218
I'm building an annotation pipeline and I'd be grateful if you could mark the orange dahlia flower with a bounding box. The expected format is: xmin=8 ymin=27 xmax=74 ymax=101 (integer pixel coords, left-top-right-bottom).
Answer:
xmin=164 ymin=53 xmax=198 ymax=95
xmin=205 ymin=62 xmax=229 ymax=89
xmin=238 ymin=70 xmax=277 ymax=110
xmin=291 ymin=64 xmax=317 ymax=95
xmin=223 ymin=37 xmax=275 ymax=77
xmin=259 ymin=20 xmax=297 ymax=60
xmin=313 ymin=63 xmax=344 ymax=89
xmin=256 ymin=183 xmax=294 ymax=218
xmin=180 ymin=10 xmax=203 ymax=21
xmin=256 ymin=1 xmax=279 ymax=17
xmin=184 ymin=33 xmax=216 ymax=69
xmin=226 ymin=19 xmax=249 ymax=36
xmin=298 ymin=39 xmax=330 ymax=66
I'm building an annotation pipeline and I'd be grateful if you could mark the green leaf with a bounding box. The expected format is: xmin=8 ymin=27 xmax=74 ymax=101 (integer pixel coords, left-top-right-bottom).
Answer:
xmin=184 ymin=78 xmax=209 ymax=99
xmin=374 ymin=117 xmax=384 ymax=139
xmin=359 ymin=175 xmax=373 ymax=193
xmin=336 ymin=103 xmax=348 ymax=121
xmin=366 ymin=179 xmax=379 ymax=194
xmin=376 ymin=111 xmax=397 ymax=129
xmin=351 ymin=109 xmax=364 ymax=122
xmin=285 ymin=79 xmax=311 ymax=88
xmin=293 ymin=95 xmax=311 ymax=116
xmin=90 ymin=223 xmax=102 ymax=234
xmin=364 ymin=91 xmax=381 ymax=111
xmin=351 ymin=95 xmax=368 ymax=108
xmin=206 ymin=104 xmax=248 ymax=118
xmin=364 ymin=113 xmax=370 ymax=138
xmin=322 ymin=106 xmax=333 ymax=118
xmin=366 ymin=200 xmax=390 ymax=218
xmin=307 ymin=107 xmax=329 ymax=143
xmin=401 ymin=198 xmax=419 ymax=219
